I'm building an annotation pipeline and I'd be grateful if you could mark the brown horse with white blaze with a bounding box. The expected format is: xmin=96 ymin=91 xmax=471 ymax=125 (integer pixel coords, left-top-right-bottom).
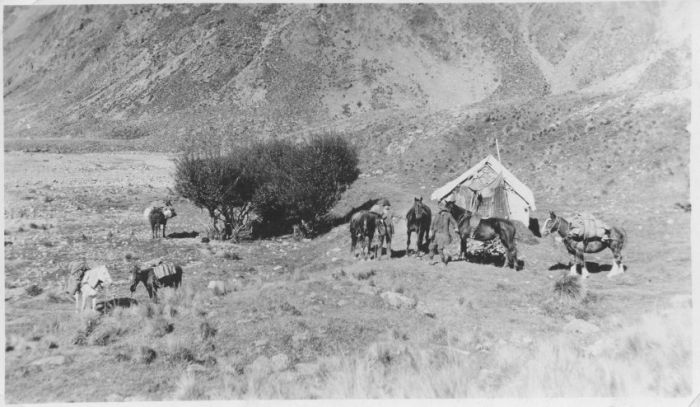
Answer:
xmin=541 ymin=211 xmax=626 ymax=279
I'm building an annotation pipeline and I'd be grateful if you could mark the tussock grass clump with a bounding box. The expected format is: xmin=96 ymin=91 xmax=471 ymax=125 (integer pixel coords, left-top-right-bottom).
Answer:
xmin=540 ymin=273 xmax=599 ymax=320
xmin=199 ymin=320 xmax=217 ymax=341
xmin=553 ymin=274 xmax=584 ymax=302
xmin=45 ymin=289 xmax=72 ymax=303
xmin=165 ymin=336 xmax=197 ymax=364
xmin=315 ymin=342 xmax=477 ymax=398
xmin=161 ymin=283 xmax=197 ymax=311
xmin=497 ymin=310 xmax=691 ymax=397
xmin=134 ymin=301 xmax=161 ymax=319
xmin=25 ymin=284 xmax=43 ymax=297
xmin=174 ymin=371 xmax=208 ymax=400
xmin=221 ymin=250 xmax=241 ymax=260
xmin=138 ymin=346 xmax=157 ymax=365
xmin=72 ymin=313 xmax=101 ymax=346
xmin=353 ymin=269 xmax=376 ymax=280
xmin=88 ymin=321 xmax=128 ymax=346
xmin=147 ymin=316 xmax=174 ymax=338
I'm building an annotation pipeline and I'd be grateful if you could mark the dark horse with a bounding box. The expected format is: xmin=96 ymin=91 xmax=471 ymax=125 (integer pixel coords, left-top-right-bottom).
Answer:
xmin=406 ymin=197 xmax=432 ymax=255
xmin=541 ymin=211 xmax=626 ymax=278
xmin=148 ymin=206 xmax=176 ymax=239
xmin=447 ymin=203 xmax=521 ymax=270
xmin=129 ymin=263 xmax=183 ymax=299
xmin=350 ymin=210 xmax=379 ymax=260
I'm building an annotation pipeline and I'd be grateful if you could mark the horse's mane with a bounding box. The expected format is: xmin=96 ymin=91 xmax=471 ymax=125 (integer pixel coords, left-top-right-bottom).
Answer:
xmin=409 ymin=201 xmax=429 ymax=220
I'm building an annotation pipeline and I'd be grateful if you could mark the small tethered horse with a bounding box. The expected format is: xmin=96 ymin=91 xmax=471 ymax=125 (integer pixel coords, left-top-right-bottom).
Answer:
xmin=129 ymin=262 xmax=183 ymax=300
xmin=541 ymin=211 xmax=626 ymax=279
xmin=75 ymin=265 xmax=113 ymax=312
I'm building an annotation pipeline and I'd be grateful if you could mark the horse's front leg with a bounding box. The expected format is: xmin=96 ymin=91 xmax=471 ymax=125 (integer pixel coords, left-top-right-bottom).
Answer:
xmin=92 ymin=296 xmax=97 ymax=311
xmin=580 ymin=257 xmax=590 ymax=278
xmin=567 ymin=247 xmax=578 ymax=276
xmin=417 ymin=229 xmax=424 ymax=255
xmin=75 ymin=293 xmax=80 ymax=313
xmin=406 ymin=231 xmax=412 ymax=256
xmin=608 ymin=245 xmax=624 ymax=278
xmin=458 ymin=236 xmax=466 ymax=261
xmin=573 ymin=247 xmax=589 ymax=278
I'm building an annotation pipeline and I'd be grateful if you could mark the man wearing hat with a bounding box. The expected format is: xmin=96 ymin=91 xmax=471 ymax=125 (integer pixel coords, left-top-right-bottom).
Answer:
xmin=429 ymin=200 xmax=460 ymax=265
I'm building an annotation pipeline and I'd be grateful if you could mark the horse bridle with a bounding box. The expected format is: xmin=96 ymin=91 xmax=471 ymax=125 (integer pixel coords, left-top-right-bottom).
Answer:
xmin=544 ymin=216 xmax=561 ymax=235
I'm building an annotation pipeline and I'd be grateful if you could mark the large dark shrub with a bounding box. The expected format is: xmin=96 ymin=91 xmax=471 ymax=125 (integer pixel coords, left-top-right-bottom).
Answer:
xmin=249 ymin=134 xmax=359 ymax=235
xmin=173 ymin=133 xmax=358 ymax=239
xmin=174 ymin=150 xmax=256 ymax=239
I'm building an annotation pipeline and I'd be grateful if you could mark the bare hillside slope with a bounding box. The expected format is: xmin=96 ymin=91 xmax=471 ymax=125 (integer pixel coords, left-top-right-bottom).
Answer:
xmin=3 ymin=3 xmax=691 ymax=145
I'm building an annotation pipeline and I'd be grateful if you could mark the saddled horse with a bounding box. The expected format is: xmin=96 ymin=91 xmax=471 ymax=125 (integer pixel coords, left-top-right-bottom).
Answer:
xmin=350 ymin=210 xmax=380 ymax=260
xmin=129 ymin=262 xmax=183 ymax=300
xmin=144 ymin=203 xmax=177 ymax=239
xmin=448 ymin=203 xmax=521 ymax=270
xmin=406 ymin=197 xmax=431 ymax=255
xmin=75 ymin=265 xmax=113 ymax=312
xmin=542 ymin=211 xmax=626 ymax=279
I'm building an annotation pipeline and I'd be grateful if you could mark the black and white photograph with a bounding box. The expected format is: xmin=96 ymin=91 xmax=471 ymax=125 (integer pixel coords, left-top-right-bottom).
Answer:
xmin=3 ymin=0 xmax=697 ymax=403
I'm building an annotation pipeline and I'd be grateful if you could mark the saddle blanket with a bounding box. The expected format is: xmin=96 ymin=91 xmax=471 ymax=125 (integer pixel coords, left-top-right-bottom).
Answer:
xmin=153 ymin=263 xmax=177 ymax=279
xmin=567 ymin=213 xmax=609 ymax=240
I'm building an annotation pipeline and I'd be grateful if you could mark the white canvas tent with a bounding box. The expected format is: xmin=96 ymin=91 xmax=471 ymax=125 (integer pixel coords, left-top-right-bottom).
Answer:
xmin=430 ymin=155 xmax=536 ymax=225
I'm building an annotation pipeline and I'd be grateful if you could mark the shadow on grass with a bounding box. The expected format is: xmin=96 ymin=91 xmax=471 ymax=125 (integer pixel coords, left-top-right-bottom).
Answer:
xmin=548 ymin=262 xmax=571 ymax=271
xmin=548 ymin=261 xmax=626 ymax=273
xmin=167 ymin=231 xmax=199 ymax=239
xmin=96 ymin=297 xmax=139 ymax=313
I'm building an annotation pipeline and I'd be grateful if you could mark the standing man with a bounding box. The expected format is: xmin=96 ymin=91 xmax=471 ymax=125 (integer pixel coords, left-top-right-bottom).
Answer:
xmin=68 ymin=260 xmax=91 ymax=299
xmin=429 ymin=201 xmax=460 ymax=265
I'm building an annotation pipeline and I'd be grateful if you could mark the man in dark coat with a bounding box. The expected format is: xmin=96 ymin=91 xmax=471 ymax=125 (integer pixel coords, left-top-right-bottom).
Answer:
xmin=429 ymin=201 xmax=460 ymax=265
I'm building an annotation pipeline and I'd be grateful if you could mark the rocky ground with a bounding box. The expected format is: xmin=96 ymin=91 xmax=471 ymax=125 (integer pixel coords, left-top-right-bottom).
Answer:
xmin=3 ymin=150 xmax=692 ymax=401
